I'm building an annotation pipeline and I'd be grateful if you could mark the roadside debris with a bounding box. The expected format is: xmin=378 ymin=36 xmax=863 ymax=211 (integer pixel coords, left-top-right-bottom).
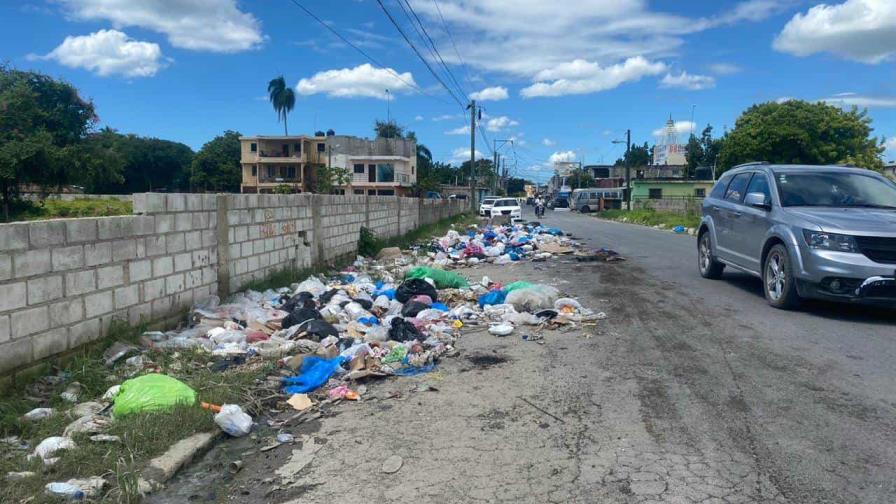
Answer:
xmin=381 ymin=454 xmax=404 ymax=474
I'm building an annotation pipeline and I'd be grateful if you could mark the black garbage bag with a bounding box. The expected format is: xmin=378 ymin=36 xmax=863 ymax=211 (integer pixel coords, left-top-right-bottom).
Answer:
xmin=282 ymin=307 xmax=322 ymax=330
xmin=297 ymin=319 xmax=339 ymax=341
xmin=319 ymin=289 xmax=339 ymax=304
xmin=401 ymin=301 xmax=428 ymax=318
xmin=353 ymin=298 xmax=373 ymax=310
xmin=388 ymin=317 xmax=422 ymax=342
xmin=280 ymin=292 xmax=315 ymax=312
xmin=395 ymin=279 xmax=438 ymax=303
xmin=535 ymin=309 xmax=558 ymax=320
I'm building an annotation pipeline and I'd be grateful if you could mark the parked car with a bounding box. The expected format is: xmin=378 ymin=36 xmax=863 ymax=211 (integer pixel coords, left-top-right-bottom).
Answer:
xmin=489 ymin=198 xmax=522 ymax=221
xmin=698 ymin=163 xmax=896 ymax=308
xmin=424 ymin=191 xmax=443 ymax=200
xmin=479 ymin=197 xmax=497 ymax=216
xmin=448 ymin=194 xmax=467 ymax=200
xmin=550 ymin=197 xmax=570 ymax=212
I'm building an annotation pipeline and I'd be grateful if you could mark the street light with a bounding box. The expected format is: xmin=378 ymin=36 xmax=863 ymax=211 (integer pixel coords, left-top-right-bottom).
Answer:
xmin=612 ymin=129 xmax=632 ymax=210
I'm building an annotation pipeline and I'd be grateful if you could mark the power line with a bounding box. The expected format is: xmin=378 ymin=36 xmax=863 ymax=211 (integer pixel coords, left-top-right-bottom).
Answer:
xmin=431 ymin=0 xmax=474 ymax=91
xmin=395 ymin=0 xmax=468 ymax=100
xmin=286 ymin=0 xmax=455 ymax=107
xmin=375 ymin=0 xmax=466 ymax=109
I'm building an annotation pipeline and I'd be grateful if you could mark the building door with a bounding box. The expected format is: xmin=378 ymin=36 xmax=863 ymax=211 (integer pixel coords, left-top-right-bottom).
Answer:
xmin=368 ymin=164 xmax=376 ymax=183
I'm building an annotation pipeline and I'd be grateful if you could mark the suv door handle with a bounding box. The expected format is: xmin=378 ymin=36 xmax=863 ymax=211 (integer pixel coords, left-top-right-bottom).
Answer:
xmin=728 ymin=209 xmax=742 ymax=217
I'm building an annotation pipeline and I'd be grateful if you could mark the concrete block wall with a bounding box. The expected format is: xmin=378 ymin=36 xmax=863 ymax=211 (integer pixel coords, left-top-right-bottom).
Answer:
xmin=0 ymin=192 xmax=468 ymax=375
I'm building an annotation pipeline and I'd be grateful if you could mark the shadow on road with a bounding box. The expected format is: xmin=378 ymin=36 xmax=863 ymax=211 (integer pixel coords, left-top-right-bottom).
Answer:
xmin=719 ymin=272 xmax=896 ymax=325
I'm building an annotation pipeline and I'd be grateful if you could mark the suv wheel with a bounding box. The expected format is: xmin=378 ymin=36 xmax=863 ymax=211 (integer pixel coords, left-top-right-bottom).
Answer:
xmin=698 ymin=233 xmax=725 ymax=279
xmin=581 ymin=205 xmax=591 ymax=213
xmin=763 ymin=244 xmax=800 ymax=309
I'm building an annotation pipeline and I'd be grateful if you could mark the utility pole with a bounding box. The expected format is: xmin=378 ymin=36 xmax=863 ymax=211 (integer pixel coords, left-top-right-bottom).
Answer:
xmin=467 ymin=100 xmax=477 ymax=208
xmin=612 ymin=129 xmax=632 ymax=209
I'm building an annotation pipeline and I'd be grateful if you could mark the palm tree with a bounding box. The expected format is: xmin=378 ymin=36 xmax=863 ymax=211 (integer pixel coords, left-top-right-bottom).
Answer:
xmin=268 ymin=76 xmax=296 ymax=135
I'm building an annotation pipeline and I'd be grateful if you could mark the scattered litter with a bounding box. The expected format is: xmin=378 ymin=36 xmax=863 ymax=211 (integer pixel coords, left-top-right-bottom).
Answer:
xmin=45 ymin=477 xmax=105 ymax=500
xmin=112 ymin=374 xmax=197 ymax=417
xmin=286 ymin=394 xmax=313 ymax=411
xmin=32 ymin=436 xmax=75 ymax=465
xmin=89 ymin=435 xmax=121 ymax=443
xmin=214 ymin=404 xmax=254 ymax=437
xmin=60 ymin=382 xmax=82 ymax=403
xmin=6 ymin=471 xmax=36 ymax=481
xmin=21 ymin=408 xmax=55 ymax=422
xmin=382 ymin=454 xmax=403 ymax=474
xmin=488 ymin=324 xmax=514 ymax=336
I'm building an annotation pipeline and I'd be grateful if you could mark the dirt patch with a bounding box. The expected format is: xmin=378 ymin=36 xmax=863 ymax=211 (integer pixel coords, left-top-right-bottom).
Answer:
xmin=466 ymin=353 xmax=510 ymax=368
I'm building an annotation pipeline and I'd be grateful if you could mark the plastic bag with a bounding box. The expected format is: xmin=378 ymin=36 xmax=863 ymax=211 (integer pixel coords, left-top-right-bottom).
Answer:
xmin=388 ymin=317 xmax=422 ymax=342
xmin=282 ymin=356 xmax=344 ymax=394
xmin=404 ymin=267 xmax=469 ymax=289
xmin=295 ymin=277 xmax=327 ymax=297
xmin=494 ymin=254 xmax=513 ymax=265
xmin=478 ymin=290 xmax=507 ymax=307
xmin=297 ymin=319 xmax=339 ymax=340
xmin=281 ymin=307 xmax=322 ymax=329
xmin=505 ymin=285 xmax=559 ymax=311
xmin=395 ymin=279 xmax=438 ymax=303
xmin=489 ymin=324 xmax=514 ymax=336
xmin=32 ymin=436 xmax=75 ymax=464
xmin=503 ymin=281 xmax=533 ymax=293
xmin=112 ymin=374 xmax=197 ymax=417
xmin=401 ymin=301 xmax=429 ymax=318
xmin=554 ymin=298 xmax=583 ymax=313
xmin=214 ymin=404 xmax=253 ymax=437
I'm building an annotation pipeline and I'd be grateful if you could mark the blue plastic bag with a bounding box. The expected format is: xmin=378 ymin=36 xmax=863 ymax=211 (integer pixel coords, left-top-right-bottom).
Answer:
xmin=282 ymin=356 xmax=344 ymax=394
xmin=546 ymin=227 xmax=564 ymax=236
xmin=484 ymin=231 xmax=497 ymax=240
xmin=673 ymin=225 xmax=686 ymax=234
xmin=478 ymin=290 xmax=506 ymax=307
xmin=359 ymin=316 xmax=379 ymax=326
xmin=392 ymin=362 xmax=436 ymax=376
xmin=430 ymin=302 xmax=449 ymax=312
xmin=374 ymin=288 xmax=396 ymax=300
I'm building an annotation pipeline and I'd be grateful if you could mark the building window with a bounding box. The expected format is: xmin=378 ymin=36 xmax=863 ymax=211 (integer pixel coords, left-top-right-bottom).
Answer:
xmin=287 ymin=166 xmax=296 ymax=179
xmin=317 ymin=143 xmax=325 ymax=152
xmin=280 ymin=166 xmax=287 ymax=178
xmin=648 ymin=188 xmax=663 ymax=199
xmin=266 ymin=166 xmax=275 ymax=178
xmin=250 ymin=142 xmax=257 ymax=152
xmin=411 ymin=165 xmax=415 ymax=175
xmin=694 ymin=188 xmax=706 ymax=197
xmin=376 ymin=163 xmax=395 ymax=183
xmin=353 ymin=163 xmax=365 ymax=174
xmin=368 ymin=189 xmax=376 ymax=196
xmin=377 ymin=189 xmax=395 ymax=196
xmin=354 ymin=189 xmax=364 ymax=195
xmin=294 ymin=143 xmax=301 ymax=154
xmin=251 ymin=165 xmax=257 ymax=176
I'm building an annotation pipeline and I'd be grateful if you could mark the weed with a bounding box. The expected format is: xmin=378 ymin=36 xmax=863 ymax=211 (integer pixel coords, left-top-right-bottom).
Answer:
xmin=6 ymin=198 xmax=133 ymax=222
xmin=597 ymin=209 xmax=701 ymax=230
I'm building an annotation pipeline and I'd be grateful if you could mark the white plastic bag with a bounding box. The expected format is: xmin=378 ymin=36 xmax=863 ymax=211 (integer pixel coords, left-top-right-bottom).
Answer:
xmin=294 ymin=277 xmax=327 ymax=297
xmin=554 ymin=298 xmax=583 ymax=313
xmin=32 ymin=436 xmax=75 ymax=465
xmin=489 ymin=324 xmax=514 ymax=336
xmin=506 ymin=286 xmax=559 ymax=311
xmin=214 ymin=404 xmax=253 ymax=437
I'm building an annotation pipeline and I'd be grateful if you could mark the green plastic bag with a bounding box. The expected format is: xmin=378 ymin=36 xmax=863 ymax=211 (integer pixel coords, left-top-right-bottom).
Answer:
xmin=382 ymin=345 xmax=408 ymax=364
xmin=112 ymin=374 xmax=197 ymax=417
xmin=404 ymin=266 xmax=469 ymax=289
xmin=503 ymin=281 xmax=534 ymax=293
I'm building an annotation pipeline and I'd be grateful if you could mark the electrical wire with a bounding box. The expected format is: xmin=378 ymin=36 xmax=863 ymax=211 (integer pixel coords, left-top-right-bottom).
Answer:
xmin=286 ymin=0 xmax=455 ymax=107
xmin=395 ymin=0 xmax=468 ymax=100
xmin=431 ymin=0 xmax=475 ymax=91
xmin=375 ymin=0 xmax=466 ymax=109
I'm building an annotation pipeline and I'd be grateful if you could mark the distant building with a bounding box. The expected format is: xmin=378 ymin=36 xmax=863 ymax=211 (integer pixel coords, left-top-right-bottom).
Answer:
xmin=239 ymin=134 xmax=416 ymax=195
xmin=631 ymin=179 xmax=715 ymax=200
xmin=653 ymin=116 xmax=687 ymax=166
xmin=884 ymin=164 xmax=896 ymax=181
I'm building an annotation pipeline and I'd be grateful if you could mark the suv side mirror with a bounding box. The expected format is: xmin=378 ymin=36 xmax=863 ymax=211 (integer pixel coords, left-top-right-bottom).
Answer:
xmin=745 ymin=192 xmax=770 ymax=209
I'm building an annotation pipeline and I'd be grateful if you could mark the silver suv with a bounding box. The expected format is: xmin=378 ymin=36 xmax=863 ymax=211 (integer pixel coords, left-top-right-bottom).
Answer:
xmin=698 ymin=163 xmax=896 ymax=308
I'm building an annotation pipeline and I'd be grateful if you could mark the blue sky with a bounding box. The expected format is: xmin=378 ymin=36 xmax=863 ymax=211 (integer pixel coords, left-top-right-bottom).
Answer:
xmin=3 ymin=0 xmax=896 ymax=183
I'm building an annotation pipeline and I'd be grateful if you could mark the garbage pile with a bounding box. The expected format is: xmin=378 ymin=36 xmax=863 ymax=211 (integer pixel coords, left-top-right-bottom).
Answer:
xmin=420 ymin=222 xmax=579 ymax=267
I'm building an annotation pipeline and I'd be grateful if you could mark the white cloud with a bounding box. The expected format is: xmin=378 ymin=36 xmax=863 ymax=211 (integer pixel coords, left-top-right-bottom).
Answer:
xmin=296 ymin=64 xmax=417 ymax=100
xmin=549 ymin=151 xmax=577 ymax=164
xmin=486 ymin=116 xmax=519 ymax=132
xmin=408 ymin=0 xmax=780 ymax=79
xmin=542 ymin=138 xmax=556 ymax=147
xmin=521 ymin=56 xmax=666 ymax=98
xmin=445 ymin=125 xmax=470 ymax=135
xmin=414 ymin=115 xmax=424 ymax=121
xmin=450 ymin=147 xmax=483 ymax=163
xmin=775 ymin=96 xmax=794 ymax=103
xmin=469 ymin=86 xmax=509 ymax=101
xmin=774 ymin=0 xmax=896 ymax=63
xmin=822 ymin=92 xmax=896 ymax=108
xmin=884 ymin=137 xmax=896 ymax=150
xmin=432 ymin=114 xmax=460 ymax=122
xmin=59 ymin=0 xmax=263 ymax=52
xmin=707 ymin=62 xmax=742 ymax=75
xmin=652 ymin=120 xmax=696 ymax=137
xmin=660 ymin=71 xmax=716 ymax=90
xmin=35 ymin=29 xmax=164 ymax=77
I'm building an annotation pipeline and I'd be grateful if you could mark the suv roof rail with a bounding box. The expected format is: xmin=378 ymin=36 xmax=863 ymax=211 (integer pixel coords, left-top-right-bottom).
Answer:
xmin=733 ymin=161 xmax=770 ymax=168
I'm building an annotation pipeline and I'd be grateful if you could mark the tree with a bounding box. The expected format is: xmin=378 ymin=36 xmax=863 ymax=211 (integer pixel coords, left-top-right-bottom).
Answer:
xmin=685 ymin=134 xmax=703 ymax=178
xmin=506 ymin=177 xmax=533 ymax=195
xmin=699 ymin=125 xmax=722 ymax=171
xmin=70 ymin=127 xmax=125 ymax=193
xmin=614 ymin=142 xmax=651 ymax=167
xmin=568 ymin=168 xmax=594 ymax=189
xmin=313 ymin=165 xmax=351 ymax=194
xmin=191 ymin=130 xmax=242 ymax=192
xmin=0 ymin=66 xmax=96 ymax=219
xmin=718 ymin=100 xmax=884 ymax=173
xmin=268 ymin=76 xmax=296 ymax=136
xmin=375 ymin=120 xmax=404 ymax=139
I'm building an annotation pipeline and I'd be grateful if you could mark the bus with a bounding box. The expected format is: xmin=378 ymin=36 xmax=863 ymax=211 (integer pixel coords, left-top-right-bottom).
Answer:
xmin=571 ymin=188 xmax=624 ymax=212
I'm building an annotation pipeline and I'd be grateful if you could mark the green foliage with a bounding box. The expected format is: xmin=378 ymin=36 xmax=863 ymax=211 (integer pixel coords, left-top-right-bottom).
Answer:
xmin=506 ymin=177 xmax=532 ymax=195
xmin=718 ymin=100 xmax=884 ymax=173
xmin=374 ymin=119 xmax=404 ymax=139
xmin=273 ymin=183 xmax=293 ymax=194
xmin=685 ymin=125 xmax=723 ymax=177
xmin=567 ymin=168 xmax=594 ymax=189
xmin=314 ymin=165 xmax=351 ymax=194
xmin=358 ymin=226 xmax=381 ymax=257
xmin=615 ymin=142 xmax=651 ymax=167
xmin=599 ymin=208 xmax=701 ymax=229
xmin=190 ymin=130 xmax=242 ymax=192
xmin=9 ymin=197 xmax=132 ymax=221
xmin=268 ymin=75 xmax=296 ymax=135
xmin=0 ymin=65 xmax=96 ymax=218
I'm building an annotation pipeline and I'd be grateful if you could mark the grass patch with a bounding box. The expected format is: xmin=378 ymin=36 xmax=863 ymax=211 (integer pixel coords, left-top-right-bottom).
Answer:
xmin=6 ymin=198 xmax=132 ymax=222
xmin=0 ymin=319 xmax=273 ymax=503
xmin=597 ymin=208 xmax=701 ymax=230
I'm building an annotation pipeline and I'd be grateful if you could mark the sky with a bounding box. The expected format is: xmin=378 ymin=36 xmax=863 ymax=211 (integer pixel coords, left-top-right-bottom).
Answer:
xmin=3 ymin=0 xmax=896 ymax=183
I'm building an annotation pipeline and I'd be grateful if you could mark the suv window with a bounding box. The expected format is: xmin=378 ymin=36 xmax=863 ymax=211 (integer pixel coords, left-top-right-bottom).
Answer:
xmin=724 ymin=173 xmax=752 ymax=203
xmin=494 ymin=199 xmax=517 ymax=207
xmin=709 ymin=175 xmax=732 ymax=199
xmin=745 ymin=173 xmax=771 ymax=203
